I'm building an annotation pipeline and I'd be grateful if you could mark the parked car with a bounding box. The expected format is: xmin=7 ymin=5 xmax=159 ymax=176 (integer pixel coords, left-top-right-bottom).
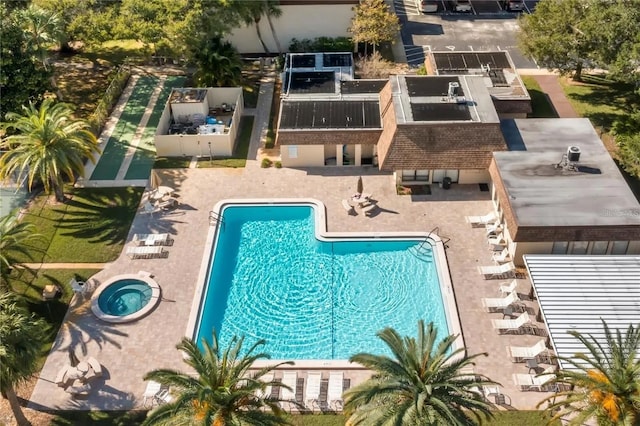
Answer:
xmin=502 ymin=0 xmax=524 ymax=11
xmin=418 ymin=0 xmax=439 ymax=12
xmin=454 ymin=0 xmax=473 ymax=12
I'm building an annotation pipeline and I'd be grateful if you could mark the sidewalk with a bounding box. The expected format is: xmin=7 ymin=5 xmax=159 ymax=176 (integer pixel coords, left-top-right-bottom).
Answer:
xmin=246 ymin=70 xmax=277 ymax=167
xmin=21 ymin=263 xmax=109 ymax=270
xmin=531 ymin=75 xmax=579 ymax=118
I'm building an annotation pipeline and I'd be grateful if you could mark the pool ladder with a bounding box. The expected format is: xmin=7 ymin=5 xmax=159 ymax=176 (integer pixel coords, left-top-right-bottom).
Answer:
xmin=417 ymin=227 xmax=450 ymax=253
xmin=209 ymin=211 xmax=225 ymax=228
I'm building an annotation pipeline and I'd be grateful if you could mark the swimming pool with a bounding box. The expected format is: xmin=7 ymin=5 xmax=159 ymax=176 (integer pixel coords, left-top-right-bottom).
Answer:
xmin=190 ymin=200 xmax=459 ymax=362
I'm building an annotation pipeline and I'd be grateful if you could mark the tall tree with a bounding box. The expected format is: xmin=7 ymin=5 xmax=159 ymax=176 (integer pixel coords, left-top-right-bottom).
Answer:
xmin=142 ymin=331 xmax=293 ymax=425
xmin=191 ymin=36 xmax=243 ymax=87
xmin=539 ymin=320 xmax=640 ymax=425
xmin=344 ymin=320 xmax=497 ymax=425
xmin=0 ymin=6 xmax=51 ymax=120
xmin=17 ymin=4 xmax=64 ymax=69
xmin=0 ymin=292 xmax=49 ymax=426
xmin=518 ymin=0 xmax=596 ymax=81
xmin=0 ymin=99 xmax=100 ymax=202
xmin=0 ymin=214 xmax=42 ymax=288
xmin=264 ymin=0 xmax=283 ymax=54
xmin=240 ymin=1 xmax=272 ymax=54
xmin=349 ymin=0 xmax=400 ymax=56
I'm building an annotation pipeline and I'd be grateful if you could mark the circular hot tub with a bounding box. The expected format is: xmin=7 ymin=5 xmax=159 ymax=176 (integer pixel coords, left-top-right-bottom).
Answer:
xmin=91 ymin=274 xmax=161 ymax=323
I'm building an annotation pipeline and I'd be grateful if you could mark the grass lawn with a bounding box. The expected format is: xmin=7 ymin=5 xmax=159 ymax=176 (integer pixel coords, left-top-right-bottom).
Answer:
xmin=559 ymin=74 xmax=639 ymax=134
xmin=154 ymin=156 xmax=192 ymax=169
xmin=520 ymin=76 xmax=558 ymax=118
xmin=197 ymin=116 xmax=254 ymax=168
xmin=17 ymin=186 xmax=143 ymax=263
xmin=483 ymin=410 xmax=558 ymax=425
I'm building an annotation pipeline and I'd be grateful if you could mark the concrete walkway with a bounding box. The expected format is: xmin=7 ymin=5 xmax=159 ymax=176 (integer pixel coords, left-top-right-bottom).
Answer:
xmin=21 ymin=263 xmax=109 ymax=270
xmin=247 ymin=71 xmax=276 ymax=167
xmin=532 ymin=75 xmax=579 ymax=118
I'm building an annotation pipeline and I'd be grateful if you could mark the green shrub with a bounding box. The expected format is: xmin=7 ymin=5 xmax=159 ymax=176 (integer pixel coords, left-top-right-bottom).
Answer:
xmin=416 ymin=65 xmax=428 ymax=75
xmin=289 ymin=37 xmax=354 ymax=53
xmin=275 ymin=161 xmax=282 ymax=168
xmin=88 ymin=64 xmax=131 ymax=134
xmin=261 ymin=158 xmax=273 ymax=168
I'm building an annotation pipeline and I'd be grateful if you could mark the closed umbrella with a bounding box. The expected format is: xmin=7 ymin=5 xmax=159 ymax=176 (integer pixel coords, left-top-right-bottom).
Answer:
xmin=149 ymin=170 xmax=161 ymax=191
xmin=356 ymin=176 xmax=363 ymax=196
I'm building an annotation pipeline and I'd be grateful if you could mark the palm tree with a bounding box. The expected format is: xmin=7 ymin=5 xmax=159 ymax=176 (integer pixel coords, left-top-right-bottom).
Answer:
xmin=241 ymin=1 xmax=271 ymax=54
xmin=264 ymin=0 xmax=283 ymax=54
xmin=344 ymin=320 xmax=497 ymax=425
xmin=539 ymin=320 xmax=640 ymax=425
xmin=142 ymin=331 xmax=294 ymax=426
xmin=17 ymin=5 xmax=64 ymax=69
xmin=0 ymin=99 xmax=100 ymax=202
xmin=0 ymin=292 xmax=49 ymax=426
xmin=190 ymin=36 xmax=243 ymax=88
xmin=0 ymin=213 xmax=42 ymax=288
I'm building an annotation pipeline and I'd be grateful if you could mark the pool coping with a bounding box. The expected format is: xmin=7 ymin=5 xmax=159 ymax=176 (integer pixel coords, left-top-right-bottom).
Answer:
xmin=91 ymin=273 xmax=162 ymax=324
xmin=186 ymin=198 xmax=464 ymax=369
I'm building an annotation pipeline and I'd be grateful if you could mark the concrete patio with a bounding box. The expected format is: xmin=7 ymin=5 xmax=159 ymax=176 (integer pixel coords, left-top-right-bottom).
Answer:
xmin=29 ymin=165 xmax=553 ymax=412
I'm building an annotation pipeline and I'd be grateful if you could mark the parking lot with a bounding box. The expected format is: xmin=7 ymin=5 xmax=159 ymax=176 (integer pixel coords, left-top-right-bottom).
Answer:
xmin=395 ymin=0 xmax=538 ymax=16
xmin=395 ymin=0 xmax=538 ymax=69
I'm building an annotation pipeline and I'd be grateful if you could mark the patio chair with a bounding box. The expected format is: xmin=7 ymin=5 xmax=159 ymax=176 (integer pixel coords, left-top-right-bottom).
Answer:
xmin=478 ymin=261 xmax=516 ymax=280
xmin=126 ymin=245 xmax=167 ymax=260
xmin=155 ymin=387 xmax=173 ymax=405
xmin=507 ymin=340 xmax=549 ymax=363
xmin=279 ymin=371 xmax=297 ymax=412
xmin=140 ymin=201 xmax=162 ymax=216
xmin=465 ymin=211 xmax=497 ymax=227
xmin=492 ymin=247 xmax=512 ymax=264
xmin=498 ymin=279 xmax=518 ymax=295
xmin=342 ymin=199 xmax=356 ymax=215
xmin=55 ymin=365 xmax=72 ymax=388
xmin=305 ymin=372 xmax=322 ymax=411
xmin=481 ymin=290 xmax=520 ymax=312
xmin=70 ymin=277 xmax=86 ymax=294
xmin=485 ymin=221 xmax=502 ymax=236
xmin=362 ymin=203 xmax=378 ymax=217
xmin=256 ymin=373 xmax=274 ymax=400
xmin=513 ymin=366 xmax=557 ymax=391
xmin=327 ymin=371 xmax=344 ymax=412
xmin=487 ymin=232 xmax=506 ymax=248
xmin=491 ymin=312 xmax=534 ymax=334
xmin=155 ymin=197 xmax=179 ymax=210
xmin=142 ymin=381 xmax=162 ymax=407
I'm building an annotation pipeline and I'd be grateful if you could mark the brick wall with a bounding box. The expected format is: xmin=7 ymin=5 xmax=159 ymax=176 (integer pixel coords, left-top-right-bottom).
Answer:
xmin=493 ymin=99 xmax=532 ymax=115
xmin=378 ymin=122 xmax=507 ymax=171
xmin=276 ymin=129 xmax=381 ymax=146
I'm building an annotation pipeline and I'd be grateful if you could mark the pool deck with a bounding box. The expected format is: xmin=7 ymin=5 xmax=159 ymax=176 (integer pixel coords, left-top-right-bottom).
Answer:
xmin=29 ymin=166 xmax=553 ymax=412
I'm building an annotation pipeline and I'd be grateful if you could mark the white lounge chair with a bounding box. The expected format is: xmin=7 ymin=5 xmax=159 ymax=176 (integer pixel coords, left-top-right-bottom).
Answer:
xmin=492 ymin=248 xmax=512 ymax=264
xmin=491 ymin=312 xmax=534 ymax=334
xmin=485 ymin=221 xmax=502 ymax=235
xmin=142 ymin=380 xmax=162 ymax=407
xmin=279 ymin=371 xmax=297 ymax=411
xmin=327 ymin=371 xmax=344 ymax=412
xmin=126 ymin=245 xmax=167 ymax=259
xmin=465 ymin=211 xmax=497 ymax=227
xmin=155 ymin=197 xmax=179 ymax=210
xmin=507 ymin=340 xmax=549 ymax=363
xmin=478 ymin=261 xmax=516 ymax=280
xmin=513 ymin=366 xmax=557 ymax=391
xmin=133 ymin=233 xmax=172 ymax=246
xmin=256 ymin=373 xmax=274 ymax=399
xmin=341 ymin=199 xmax=356 ymax=215
xmin=498 ymin=279 xmax=518 ymax=295
xmin=305 ymin=372 xmax=322 ymax=411
xmin=362 ymin=203 xmax=378 ymax=217
xmin=481 ymin=290 xmax=520 ymax=312
xmin=487 ymin=232 xmax=506 ymax=247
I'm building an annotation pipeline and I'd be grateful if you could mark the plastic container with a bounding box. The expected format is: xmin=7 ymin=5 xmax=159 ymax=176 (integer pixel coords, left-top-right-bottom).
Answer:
xmin=443 ymin=177 xmax=452 ymax=189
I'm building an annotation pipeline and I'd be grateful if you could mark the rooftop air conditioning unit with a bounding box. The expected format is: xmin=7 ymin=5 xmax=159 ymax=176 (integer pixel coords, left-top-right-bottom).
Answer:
xmin=448 ymin=81 xmax=460 ymax=98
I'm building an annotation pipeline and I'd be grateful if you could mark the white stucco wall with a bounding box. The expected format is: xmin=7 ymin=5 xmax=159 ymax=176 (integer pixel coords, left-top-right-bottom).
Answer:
xmin=226 ymin=4 xmax=355 ymax=54
xmin=281 ymin=145 xmax=324 ymax=168
xmin=458 ymin=169 xmax=491 ymax=184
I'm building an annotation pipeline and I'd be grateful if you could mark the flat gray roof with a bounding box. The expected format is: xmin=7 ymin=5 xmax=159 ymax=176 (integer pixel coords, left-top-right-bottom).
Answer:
xmin=390 ymin=75 xmax=500 ymax=124
xmin=495 ymin=118 xmax=640 ymax=227
xmin=524 ymin=255 xmax=640 ymax=371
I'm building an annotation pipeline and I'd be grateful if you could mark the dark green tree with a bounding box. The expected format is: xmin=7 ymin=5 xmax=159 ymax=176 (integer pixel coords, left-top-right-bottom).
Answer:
xmin=0 ymin=214 xmax=42 ymax=288
xmin=539 ymin=320 xmax=640 ymax=425
xmin=142 ymin=331 xmax=293 ymax=425
xmin=0 ymin=292 xmax=49 ymax=426
xmin=0 ymin=6 xmax=50 ymax=120
xmin=349 ymin=0 xmax=400 ymax=56
xmin=190 ymin=36 xmax=243 ymax=87
xmin=344 ymin=320 xmax=497 ymax=425
xmin=0 ymin=99 xmax=100 ymax=202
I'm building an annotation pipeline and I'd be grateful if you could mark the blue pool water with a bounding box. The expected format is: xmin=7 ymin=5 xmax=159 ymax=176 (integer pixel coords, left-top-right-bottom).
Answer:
xmin=195 ymin=205 xmax=448 ymax=359
xmin=98 ymin=279 xmax=152 ymax=316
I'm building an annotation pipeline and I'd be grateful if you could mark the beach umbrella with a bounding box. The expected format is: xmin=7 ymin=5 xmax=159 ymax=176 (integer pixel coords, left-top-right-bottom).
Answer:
xmin=357 ymin=176 xmax=363 ymax=195
xmin=68 ymin=347 xmax=80 ymax=367
xmin=149 ymin=170 xmax=161 ymax=191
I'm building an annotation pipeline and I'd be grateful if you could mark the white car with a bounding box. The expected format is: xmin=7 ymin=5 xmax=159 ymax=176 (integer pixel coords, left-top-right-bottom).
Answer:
xmin=454 ymin=0 xmax=473 ymax=12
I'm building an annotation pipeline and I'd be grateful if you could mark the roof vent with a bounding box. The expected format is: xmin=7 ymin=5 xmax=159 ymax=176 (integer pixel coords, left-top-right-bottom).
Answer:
xmin=447 ymin=82 xmax=460 ymax=97
xmin=567 ymin=146 xmax=581 ymax=162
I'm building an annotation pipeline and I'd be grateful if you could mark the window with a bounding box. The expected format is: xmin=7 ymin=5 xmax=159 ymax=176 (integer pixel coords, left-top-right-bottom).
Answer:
xmin=570 ymin=241 xmax=589 ymax=255
xmin=611 ymin=241 xmax=629 ymax=255
xmin=288 ymin=146 xmax=298 ymax=159
xmin=401 ymin=170 xmax=429 ymax=182
xmin=591 ymin=241 xmax=609 ymax=255
xmin=551 ymin=242 xmax=568 ymax=254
